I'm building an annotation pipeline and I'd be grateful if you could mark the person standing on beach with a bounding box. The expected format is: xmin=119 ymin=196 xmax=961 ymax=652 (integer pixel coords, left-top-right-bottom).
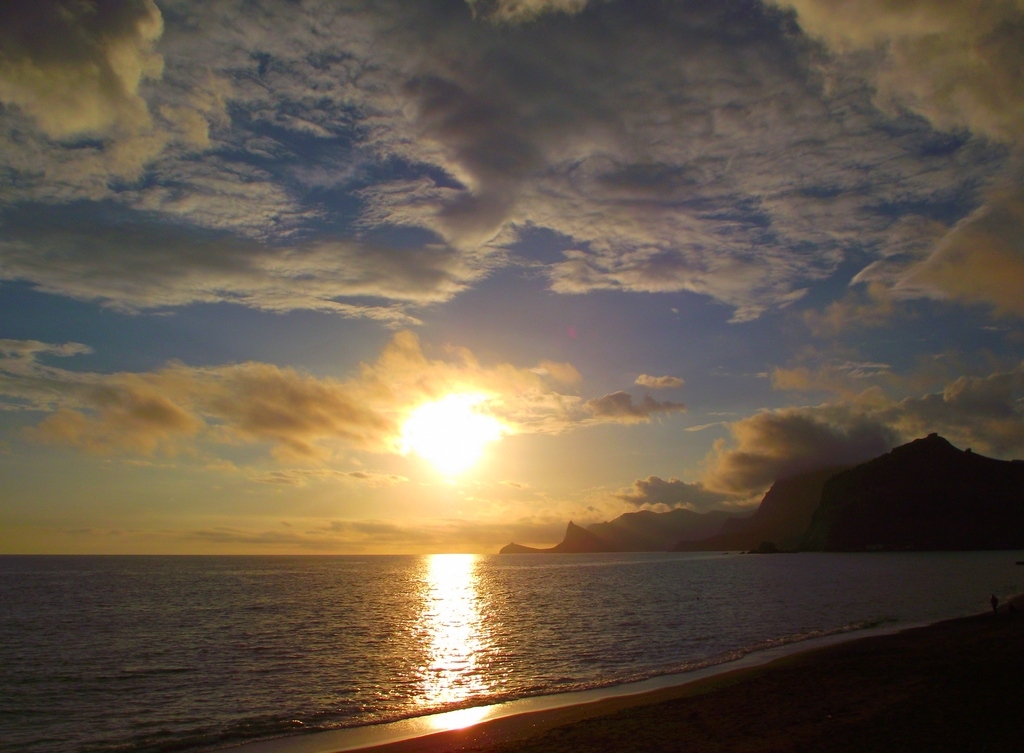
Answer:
xmin=991 ymin=594 xmax=999 ymax=614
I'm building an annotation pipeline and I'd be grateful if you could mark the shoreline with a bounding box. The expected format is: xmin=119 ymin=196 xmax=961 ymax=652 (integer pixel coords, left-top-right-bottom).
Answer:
xmin=223 ymin=601 xmax=1022 ymax=753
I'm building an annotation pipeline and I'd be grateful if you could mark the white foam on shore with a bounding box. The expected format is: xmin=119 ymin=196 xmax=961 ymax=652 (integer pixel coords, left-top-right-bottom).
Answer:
xmin=219 ymin=620 xmax=918 ymax=753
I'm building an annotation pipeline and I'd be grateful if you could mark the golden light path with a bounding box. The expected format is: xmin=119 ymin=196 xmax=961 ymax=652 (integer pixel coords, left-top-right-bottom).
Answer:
xmin=418 ymin=553 xmax=492 ymax=725
xmin=400 ymin=394 xmax=504 ymax=476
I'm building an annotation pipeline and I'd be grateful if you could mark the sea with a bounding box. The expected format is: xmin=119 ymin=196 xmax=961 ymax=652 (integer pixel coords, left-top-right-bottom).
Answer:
xmin=2 ymin=551 xmax=1023 ymax=753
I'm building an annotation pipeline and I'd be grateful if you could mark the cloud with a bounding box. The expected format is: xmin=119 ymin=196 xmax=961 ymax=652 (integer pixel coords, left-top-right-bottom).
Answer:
xmin=532 ymin=361 xmax=582 ymax=384
xmin=773 ymin=0 xmax=1024 ymax=145
xmin=349 ymin=0 xmax=992 ymax=320
xmin=703 ymin=363 xmax=1024 ymax=495
xmin=0 ymin=1 xmax=230 ymax=187
xmin=0 ymin=0 xmax=1006 ymax=325
xmin=0 ymin=206 xmax=485 ymax=323
xmin=0 ymin=339 xmax=92 ymax=361
xmin=20 ymin=360 xmax=393 ymax=460
xmin=197 ymin=362 xmax=396 ymax=459
xmin=4 ymin=337 xmax=398 ymax=458
xmin=897 ymin=189 xmax=1024 ymax=316
xmin=2 ymin=332 xmax=657 ymax=460
xmin=802 ymin=282 xmax=899 ymax=335
xmin=776 ymin=0 xmax=1024 ymax=321
xmin=615 ymin=476 xmax=739 ymax=511
xmin=891 ymin=367 xmax=1024 ymax=456
xmin=703 ymin=408 xmax=898 ymax=495
xmin=584 ymin=391 xmax=685 ymax=422
xmin=466 ymin=0 xmax=589 ymax=23
xmin=771 ymin=358 xmax=893 ymax=394
xmin=256 ymin=469 xmax=407 ymax=487
xmin=635 ymin=374 xmax=685 ymax=389
xmin=0 ymin=0 xmax=164 ymax=138
xmin=28 ymin=400 xmax=201 ymax=456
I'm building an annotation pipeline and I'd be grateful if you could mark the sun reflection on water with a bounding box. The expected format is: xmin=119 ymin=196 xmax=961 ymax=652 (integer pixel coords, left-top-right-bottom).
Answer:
xmin=417 ymin=553 xmax=491 ymax=707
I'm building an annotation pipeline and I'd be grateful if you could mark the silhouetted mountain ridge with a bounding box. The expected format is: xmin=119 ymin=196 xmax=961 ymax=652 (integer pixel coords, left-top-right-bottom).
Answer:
xmin=499 ymin=435 xmax=1024 ymax=554
xmin=674 ymin=466 xmax=848 ymax=552
xmin=588 ymin=507 xmax=736 ymax=551
xmin=803 ymin=434 xmax=1024 ymax=551
xmin=500 ymin=521 xmax=618 ymax=553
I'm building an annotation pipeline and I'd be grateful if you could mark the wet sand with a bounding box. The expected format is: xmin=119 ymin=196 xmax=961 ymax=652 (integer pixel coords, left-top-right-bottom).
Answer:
xmin=351 ymin=609 xmax=1024 ymax=753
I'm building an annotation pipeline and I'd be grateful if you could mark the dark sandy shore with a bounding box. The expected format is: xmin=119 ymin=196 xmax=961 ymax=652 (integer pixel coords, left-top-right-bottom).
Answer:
xmin=355 ymin=609 xmax=1024 ymax=753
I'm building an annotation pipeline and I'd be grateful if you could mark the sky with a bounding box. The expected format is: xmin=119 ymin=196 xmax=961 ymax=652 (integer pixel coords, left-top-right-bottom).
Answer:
xmin=1 ymin=0 xmax=1022 ymax=554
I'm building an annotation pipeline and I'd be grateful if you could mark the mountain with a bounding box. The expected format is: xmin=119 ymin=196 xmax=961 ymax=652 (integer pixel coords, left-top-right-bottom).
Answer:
xmin=675 ymin=466 xmax=847 ymax=552
xmin=803 ymin=434 xmax=1024 ymax=551
xmin=499 ymin=508 xmax=742 ymax=554
xmin=587 ymin=508 xmax=737 ymax=551
xmin=499 ymin=521 xmax=618 ymax=554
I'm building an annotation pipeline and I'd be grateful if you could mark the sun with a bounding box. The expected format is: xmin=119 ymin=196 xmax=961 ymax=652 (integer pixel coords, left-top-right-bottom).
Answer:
xmin=400 ymin=393 xmax=504 ymax=476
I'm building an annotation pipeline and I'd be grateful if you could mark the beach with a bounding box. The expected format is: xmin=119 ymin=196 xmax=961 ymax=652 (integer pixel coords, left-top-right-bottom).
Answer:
xmin=345 ymin=608 xmax=1024 ymax=753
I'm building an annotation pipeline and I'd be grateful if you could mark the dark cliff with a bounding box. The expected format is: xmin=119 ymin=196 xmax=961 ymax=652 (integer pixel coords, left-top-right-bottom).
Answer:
xmin=802 ymin=434 xmax=1024 ymax=551
xmin=675 ymin=467 xmax=846 ymax=552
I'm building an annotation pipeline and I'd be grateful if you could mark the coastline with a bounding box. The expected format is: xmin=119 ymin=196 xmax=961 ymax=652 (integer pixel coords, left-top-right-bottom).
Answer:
xmin=223 ymin=595 xmax=1024 ymax=753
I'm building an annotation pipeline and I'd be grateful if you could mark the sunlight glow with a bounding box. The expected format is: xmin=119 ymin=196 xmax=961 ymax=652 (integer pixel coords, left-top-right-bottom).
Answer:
xmin=427 ymin=705 xmax=493 ymax=731
xmin=417 ymin=553 xmax=491 ymax=707
xmin=400 ymin=393 xmax=504 ymax=476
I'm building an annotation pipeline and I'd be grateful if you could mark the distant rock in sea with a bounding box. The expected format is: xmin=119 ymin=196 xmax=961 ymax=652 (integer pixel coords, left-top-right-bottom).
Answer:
xmin=675 ymin=467 xmax=847 ymax=552
xmin=803 ymin=434 xmax=1024 ymax=551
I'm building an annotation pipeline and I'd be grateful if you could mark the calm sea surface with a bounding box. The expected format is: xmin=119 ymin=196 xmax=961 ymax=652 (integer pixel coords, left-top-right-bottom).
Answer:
xmin=2 ymin=552 xmax=1022 ymax=753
